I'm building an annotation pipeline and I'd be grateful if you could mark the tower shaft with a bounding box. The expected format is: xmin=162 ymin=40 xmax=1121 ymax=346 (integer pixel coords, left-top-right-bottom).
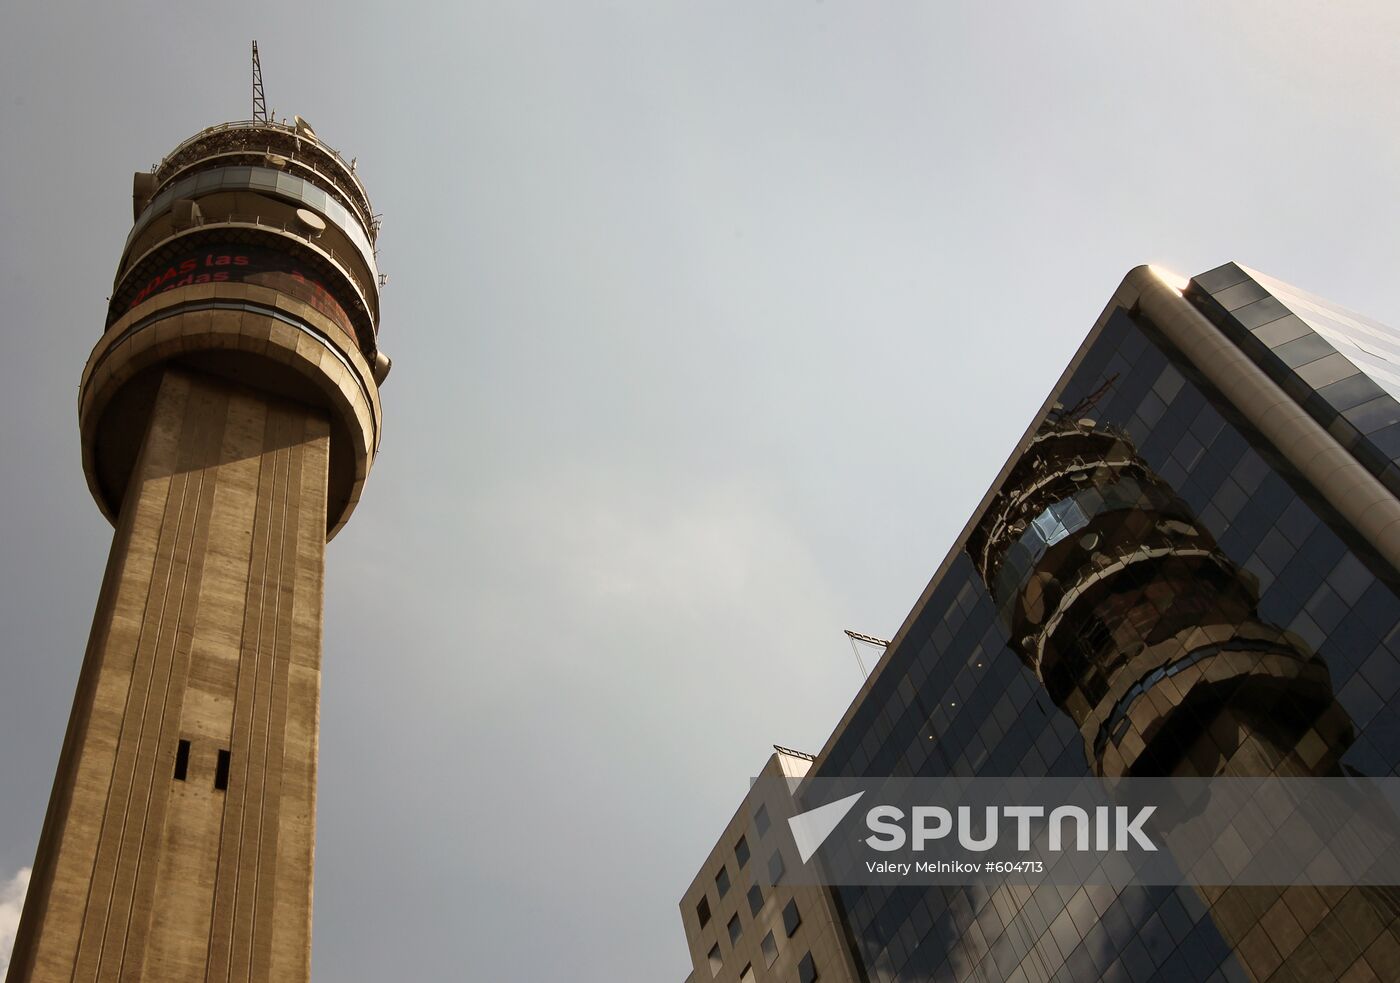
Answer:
xmin=11 ymin=370 xmax=328 ymax=981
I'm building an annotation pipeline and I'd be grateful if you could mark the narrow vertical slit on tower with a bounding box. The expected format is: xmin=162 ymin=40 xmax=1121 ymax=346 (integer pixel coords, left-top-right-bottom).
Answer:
xmin=174 ymin=739 xmax=191 ymax=782
xmin=215 ymin=749 xmax=231 ymax=791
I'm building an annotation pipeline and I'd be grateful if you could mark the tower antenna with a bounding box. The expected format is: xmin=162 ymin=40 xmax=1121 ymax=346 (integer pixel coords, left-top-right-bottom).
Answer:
xmin=251 ymin=41 xmax=269 ymax=122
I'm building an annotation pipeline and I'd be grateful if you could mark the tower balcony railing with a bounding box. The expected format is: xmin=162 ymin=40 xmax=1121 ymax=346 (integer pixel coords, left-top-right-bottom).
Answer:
xmin=207 ymin=212 xmax=374 ymax=297
xmin=153 ymin=119 xmax=375 ymax=232
xmin=125 ymin=167 xmax=379 ymax=279
xmin=151 ymin=151 xmax=379 ymax=245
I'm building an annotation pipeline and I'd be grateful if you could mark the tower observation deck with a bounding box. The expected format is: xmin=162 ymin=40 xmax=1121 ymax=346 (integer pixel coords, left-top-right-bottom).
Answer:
xmin=7 ymin=115 xmax=389 ymax=982
xmin=86 ymin=116 xmax=388 ymax=539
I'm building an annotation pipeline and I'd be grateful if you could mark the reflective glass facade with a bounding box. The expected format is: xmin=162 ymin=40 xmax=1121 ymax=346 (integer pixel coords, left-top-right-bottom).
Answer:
xmin=1190 ymin=264 xmax=1400 ymax=499
xmin=808 ymin=269 xmax=1400 ymax=982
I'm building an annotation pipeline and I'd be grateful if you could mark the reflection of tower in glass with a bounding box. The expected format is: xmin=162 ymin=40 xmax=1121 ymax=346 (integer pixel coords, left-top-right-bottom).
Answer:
xmin=967 ymin=412 xmax=1352 ymax=778
xmin=8 ymin=115 xmax=386 ymax=982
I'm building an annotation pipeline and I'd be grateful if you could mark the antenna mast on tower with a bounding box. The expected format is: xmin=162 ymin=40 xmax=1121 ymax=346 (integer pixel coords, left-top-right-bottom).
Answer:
xmin=251 ymin=41 xmax=269 ymax=122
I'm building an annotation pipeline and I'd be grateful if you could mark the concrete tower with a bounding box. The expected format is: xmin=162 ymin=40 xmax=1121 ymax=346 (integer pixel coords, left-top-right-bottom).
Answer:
xmin=7 ymin=112 xmax=387 ymax=981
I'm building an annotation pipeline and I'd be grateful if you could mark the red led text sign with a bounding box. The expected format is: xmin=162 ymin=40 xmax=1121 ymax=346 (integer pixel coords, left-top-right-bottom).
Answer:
xmin=124 ymin=244 xmax=357 ymax=340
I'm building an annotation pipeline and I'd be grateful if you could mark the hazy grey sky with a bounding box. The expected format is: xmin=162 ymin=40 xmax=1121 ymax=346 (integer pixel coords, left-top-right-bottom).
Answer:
xmin=3 ymin=2 xmax=1400 ymax=979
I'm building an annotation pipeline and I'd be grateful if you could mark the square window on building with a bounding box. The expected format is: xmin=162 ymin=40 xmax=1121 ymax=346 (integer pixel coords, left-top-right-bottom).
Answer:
xmin=727 ymin=913 xmax=742 ymax=946
xmin=747 ymin=884 xmax=764 ymax=917
xmin=735 ymin=834 xmax=750 ymax=868
xmin=767 ymin=850 xmax=785 ymax=884
xmin=738 ymin=964 xmax=754 ymax=983
xmin=754 ymin=803 xmax=771 ymax=838
xmin=715 ymin=865 xmax=730 ymax=898
xmin=798 ymin=953 xmax=818 ymax=983
xmin=707 ymin=943 xmax=722 ymax=977
xmin=696 ymin=895 xmax=711 ymax=929
xmin=761 ymin=931 xmax=778 ymax=968
xmin=782 ymin=898 xmax=801 ymax=937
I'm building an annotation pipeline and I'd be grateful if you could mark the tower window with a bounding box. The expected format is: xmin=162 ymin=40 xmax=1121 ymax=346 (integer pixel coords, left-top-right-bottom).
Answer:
xmin=798 ymin=952 xmax=818 ymax=983
xmin=173 ymin=739 xmax=190 ymax=781
xmin=735 ymin=834 xmax=750 ymax=868
xmin=715 ymin=864 xmax=730 ymax=898
xmin=696 ymin=894 xmax=711 ymax=929
xmin=214 ymin=749 xmax=231 ymax=791
xmin=727 ymin=913 xmax=742 ymax=946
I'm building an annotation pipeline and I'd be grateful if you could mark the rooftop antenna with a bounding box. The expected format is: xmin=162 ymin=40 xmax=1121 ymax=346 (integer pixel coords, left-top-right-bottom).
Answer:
xmin=845 ymin=629 xmax=889 ymax=678
xmin=251 ymin=41 xmax=269 ymax=123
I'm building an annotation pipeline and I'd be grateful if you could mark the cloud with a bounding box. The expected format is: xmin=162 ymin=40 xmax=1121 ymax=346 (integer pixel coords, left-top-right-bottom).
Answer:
xmin=0 ymin=867 xmax=30 ymax=976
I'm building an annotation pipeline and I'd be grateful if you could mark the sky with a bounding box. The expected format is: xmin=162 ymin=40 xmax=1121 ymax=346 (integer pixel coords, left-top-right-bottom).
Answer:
xmin=2 ymin=2 xmax=1399 ymax=979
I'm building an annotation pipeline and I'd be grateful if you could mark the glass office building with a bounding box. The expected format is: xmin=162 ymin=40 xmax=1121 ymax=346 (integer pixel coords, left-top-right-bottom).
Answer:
xmin=801 ymin=265 xmax=1400 ymax=982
